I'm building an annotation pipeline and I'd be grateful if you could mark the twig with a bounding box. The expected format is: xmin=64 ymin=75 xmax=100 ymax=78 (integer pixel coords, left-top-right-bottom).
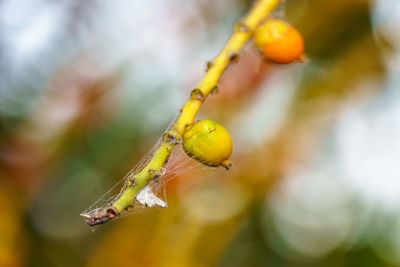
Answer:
xmin=82 ymin=0 xmax=281 ymax=226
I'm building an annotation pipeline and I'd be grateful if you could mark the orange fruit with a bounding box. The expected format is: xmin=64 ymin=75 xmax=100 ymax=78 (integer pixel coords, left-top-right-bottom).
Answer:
xmin=254 ymin=19 xmax=305 ymax=64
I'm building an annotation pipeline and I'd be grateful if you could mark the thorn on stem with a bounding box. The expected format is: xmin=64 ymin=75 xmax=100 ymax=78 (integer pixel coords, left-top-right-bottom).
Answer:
xmin=205 ymin=60 xmax=214 ymax=72
xmin=124 ymin=204 xmax=134 ymax=212
xmin=163 ymin=130 xmax=180 ymax=144
xmin=234 ymin=21 xmax=250 ymax=33
xmin=148 ymin=168 xmax=166 ymax=179
xmin=126 ymin=178 xmax=137 ymax=187
xmin=184 ymin=123 xmax=194 ymax=132
xmin=229 ymin=53 xmax=240 ymax=63
xmin=148 ymin=169 xmax=159 ymax=179
xmin=190 ymin=88 xmax=205 ymax=102
xmin=211 ymin=86 xmax=219 ymax=95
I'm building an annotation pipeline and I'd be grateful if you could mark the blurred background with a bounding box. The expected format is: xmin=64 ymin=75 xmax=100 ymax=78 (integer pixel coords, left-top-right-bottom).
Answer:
xmin=1 ymin=0 xmax=400 ymax=266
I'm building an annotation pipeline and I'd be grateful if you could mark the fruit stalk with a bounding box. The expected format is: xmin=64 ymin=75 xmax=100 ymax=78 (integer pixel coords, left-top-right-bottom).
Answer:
xmin=82 ymin=0 xmax=281 ymax=226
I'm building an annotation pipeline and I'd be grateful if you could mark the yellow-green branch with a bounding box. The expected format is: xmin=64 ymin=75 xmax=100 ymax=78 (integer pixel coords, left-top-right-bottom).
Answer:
xmin=83 ymin=0 xmax=280 ymax=226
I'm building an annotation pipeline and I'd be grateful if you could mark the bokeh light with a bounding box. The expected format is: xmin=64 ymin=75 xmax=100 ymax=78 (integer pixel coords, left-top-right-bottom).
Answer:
xmin=1 ymin=0 xmax=400 ymax=267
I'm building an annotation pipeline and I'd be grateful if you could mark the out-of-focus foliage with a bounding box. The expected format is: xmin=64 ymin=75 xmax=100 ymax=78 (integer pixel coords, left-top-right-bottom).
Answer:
xmin=0 ymin=0 xmax=399 ymax=266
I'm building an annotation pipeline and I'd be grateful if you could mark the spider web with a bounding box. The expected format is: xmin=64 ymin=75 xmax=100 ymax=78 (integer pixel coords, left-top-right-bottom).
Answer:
xmin=80 ymin=115 xmax=224 ymax=228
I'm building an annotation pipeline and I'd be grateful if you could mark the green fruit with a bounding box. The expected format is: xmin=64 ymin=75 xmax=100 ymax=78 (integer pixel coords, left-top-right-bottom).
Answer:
xmin=183 ymin=120 xmax=233 ymax=169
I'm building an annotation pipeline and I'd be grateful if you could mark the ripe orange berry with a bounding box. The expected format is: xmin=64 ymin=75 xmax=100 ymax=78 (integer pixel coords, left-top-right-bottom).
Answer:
xmin=254 ymin=19 xmax=305 ymax=64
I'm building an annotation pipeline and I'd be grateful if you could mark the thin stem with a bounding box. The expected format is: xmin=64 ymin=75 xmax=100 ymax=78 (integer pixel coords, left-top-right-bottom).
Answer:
xmin=82 ymin=0 xmax=281 ymax=226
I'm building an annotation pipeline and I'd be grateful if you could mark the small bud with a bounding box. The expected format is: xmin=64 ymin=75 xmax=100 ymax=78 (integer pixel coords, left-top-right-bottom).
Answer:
xmin=211 ymin=86 xmax=219 ymax=95
xmin=190 ymin=88 xmax=205 ymax=101
xmin=234 ymin=22 xmax=250 ymax=33
xmin=229 ymin=53 xmax=240 ymax=63
xmin=205 ymin=61 xmax=214 ymax=72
